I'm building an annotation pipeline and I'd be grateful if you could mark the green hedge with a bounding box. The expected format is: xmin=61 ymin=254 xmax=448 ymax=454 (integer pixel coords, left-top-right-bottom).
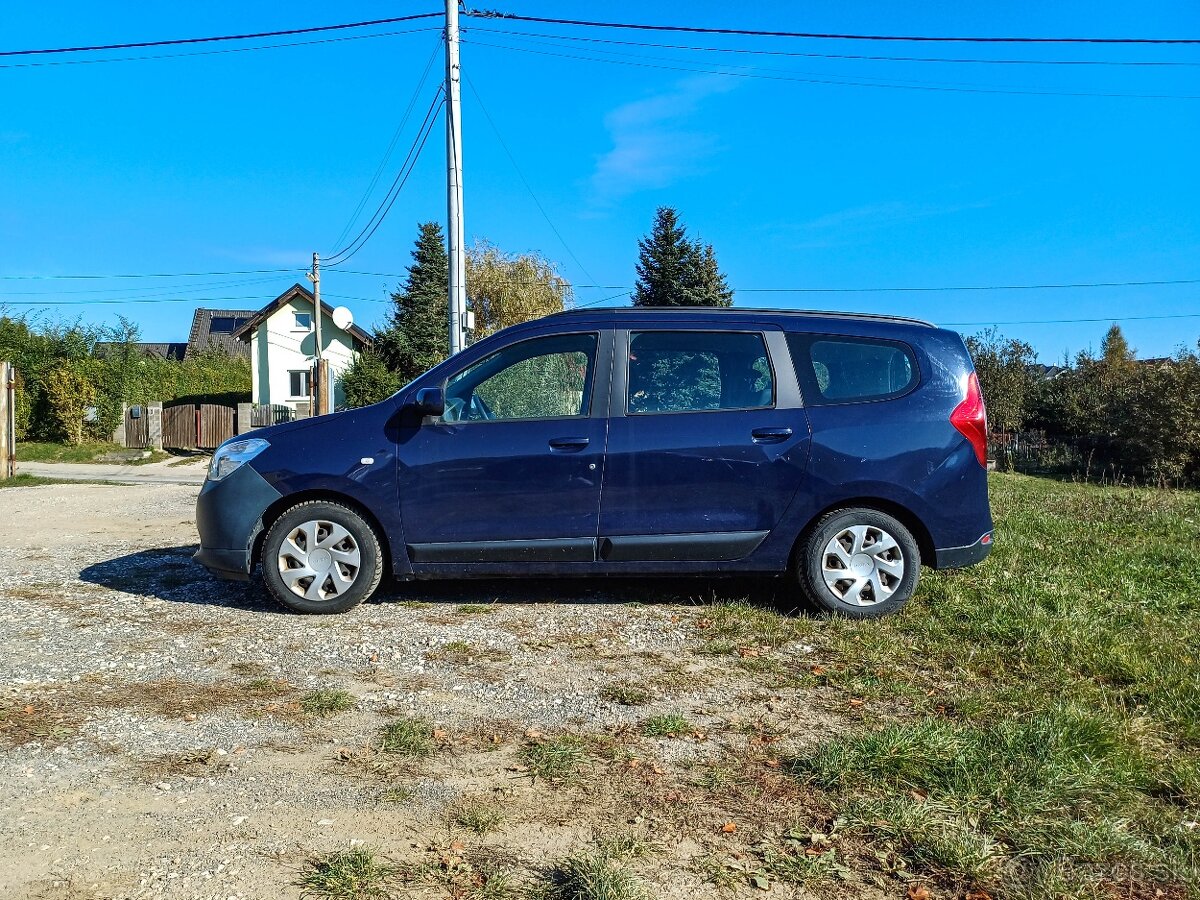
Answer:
xmin=0 ymin=316 xmax=250 ymax=444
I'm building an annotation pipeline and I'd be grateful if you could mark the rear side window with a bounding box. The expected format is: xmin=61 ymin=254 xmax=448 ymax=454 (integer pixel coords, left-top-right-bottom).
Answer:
xmin=787 ymin=333 xmax=917 ymax=405
xmin=626 ymin=331 xmax=773 ymax=414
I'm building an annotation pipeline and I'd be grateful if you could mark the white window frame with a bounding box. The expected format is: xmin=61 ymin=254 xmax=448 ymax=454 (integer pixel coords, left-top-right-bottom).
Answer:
xmin=293 ymin=312 xmax=312 ymax=332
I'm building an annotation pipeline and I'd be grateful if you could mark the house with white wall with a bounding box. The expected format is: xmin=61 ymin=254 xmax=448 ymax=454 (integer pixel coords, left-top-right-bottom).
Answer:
xmin=232 ymin=284 xmax=371 ymax=410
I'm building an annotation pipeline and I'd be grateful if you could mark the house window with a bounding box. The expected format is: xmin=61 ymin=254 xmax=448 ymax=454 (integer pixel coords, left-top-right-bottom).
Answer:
xmin=294 ymin=313 xmax=312 ymax=331
xmin=289 ymin=370 xmax=310 ymax=398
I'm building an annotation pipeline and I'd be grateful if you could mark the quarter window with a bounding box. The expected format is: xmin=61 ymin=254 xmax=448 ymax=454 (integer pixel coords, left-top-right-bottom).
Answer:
xmin=443 ymin=333 xmax=597 ymax=422
xmin=626 ymin=331 xmax=774 ymax=414
xmin=787 ymin=334 xmax=917 ymax=405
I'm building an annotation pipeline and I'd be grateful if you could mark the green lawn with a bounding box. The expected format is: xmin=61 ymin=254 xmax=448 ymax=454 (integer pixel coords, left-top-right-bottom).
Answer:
xmin=788 ymin=473 xmax=1200 ymax=897
xmin=15 ymin=441 xmax=169 ymax=464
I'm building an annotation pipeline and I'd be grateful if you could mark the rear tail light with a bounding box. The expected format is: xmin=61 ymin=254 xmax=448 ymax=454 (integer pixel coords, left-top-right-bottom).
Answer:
xmin=950 ymin=371 xmax=988 ymax=467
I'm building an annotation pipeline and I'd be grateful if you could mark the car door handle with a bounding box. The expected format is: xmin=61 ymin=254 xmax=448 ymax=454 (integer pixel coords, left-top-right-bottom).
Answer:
xmin=751 ymin=427 xmax=793 ymax=443
xmin=549 ymin=436 xmax=590 ymax=452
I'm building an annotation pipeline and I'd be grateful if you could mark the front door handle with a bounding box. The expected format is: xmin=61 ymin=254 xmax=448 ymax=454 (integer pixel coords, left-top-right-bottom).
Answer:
xmin=549 ymin=436 xmax=590 ymax=452
xmin=751 ymin=426 xmax=793 ymax=443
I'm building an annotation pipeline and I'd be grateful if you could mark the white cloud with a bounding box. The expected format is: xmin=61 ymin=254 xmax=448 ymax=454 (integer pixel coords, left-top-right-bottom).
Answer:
xmin=587 ymin=77 xmax=736 ymax=208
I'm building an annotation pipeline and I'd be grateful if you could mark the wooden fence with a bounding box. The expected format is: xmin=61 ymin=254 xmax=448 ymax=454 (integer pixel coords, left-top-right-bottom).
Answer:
xmin=162 ymin=402 xmax=236 ymax=450
xmin=123 ymin=405 xmax=151 ymax=449
xmin=250 ymin=403 xmax=295 ymax=428
xmin=1 ymin=362 xmax=14 ymax=480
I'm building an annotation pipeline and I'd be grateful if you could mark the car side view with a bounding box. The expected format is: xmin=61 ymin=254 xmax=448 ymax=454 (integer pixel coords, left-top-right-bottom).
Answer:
xmin=195 ymin=307 xmax=993 ymax=618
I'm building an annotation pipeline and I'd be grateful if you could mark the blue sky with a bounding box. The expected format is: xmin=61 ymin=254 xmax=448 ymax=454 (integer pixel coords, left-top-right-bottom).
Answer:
xmin=2 ymin=1 xmax=1198 ymax=361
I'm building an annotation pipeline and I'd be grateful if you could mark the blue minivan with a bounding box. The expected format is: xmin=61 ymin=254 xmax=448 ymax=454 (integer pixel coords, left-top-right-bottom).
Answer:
xmin=195 ymin=308 xmax=992 ymax=618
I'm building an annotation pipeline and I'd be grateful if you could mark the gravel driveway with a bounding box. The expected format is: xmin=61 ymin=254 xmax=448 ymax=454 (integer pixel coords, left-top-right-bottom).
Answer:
xmin=0 ymin=482 xmax=844 ymax=900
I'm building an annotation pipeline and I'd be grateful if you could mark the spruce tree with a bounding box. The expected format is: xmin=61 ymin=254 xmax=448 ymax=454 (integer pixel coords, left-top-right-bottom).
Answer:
xmin=633 ymin=207 xmax=733 ymax=307
xmin=375 ymin=221 xmax=449 ymax=381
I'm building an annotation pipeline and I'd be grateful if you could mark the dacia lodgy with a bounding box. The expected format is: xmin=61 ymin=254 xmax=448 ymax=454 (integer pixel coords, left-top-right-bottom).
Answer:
xmin=196 ymin=308 xmax=993 ymax=618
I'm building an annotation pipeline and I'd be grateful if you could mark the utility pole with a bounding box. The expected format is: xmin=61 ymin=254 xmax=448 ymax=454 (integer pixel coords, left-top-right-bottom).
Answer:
xmin=445 ymin=0 xmax=467 ymax=356
xmin=306 ymin=252 xmax=328 ymax=415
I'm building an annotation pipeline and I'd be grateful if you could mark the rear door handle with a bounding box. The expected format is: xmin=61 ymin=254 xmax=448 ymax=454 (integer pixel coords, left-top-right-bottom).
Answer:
xmin=751 ymin=427 xmax=793 ymax=443
xmin=549 ymin=436 xmax=590 ymax=452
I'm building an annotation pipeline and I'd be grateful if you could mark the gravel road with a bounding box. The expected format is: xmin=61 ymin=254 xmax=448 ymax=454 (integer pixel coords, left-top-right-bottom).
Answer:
xmin=0 ymin=482 xmax=839 ymax=900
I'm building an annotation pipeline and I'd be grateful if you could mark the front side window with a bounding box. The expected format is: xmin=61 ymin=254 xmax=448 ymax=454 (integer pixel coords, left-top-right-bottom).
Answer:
xmin=294 ymin=312 xmax=312 ymax=331
xmin=288 ymin=369 xmax=310 ymax=398
xmin=442 ymin=333 xmax=597 ymax=423
xmin=626 ymin=331 xmax=773 ymax=414
xmin=787 ymin=333 xmax=917 ymax=405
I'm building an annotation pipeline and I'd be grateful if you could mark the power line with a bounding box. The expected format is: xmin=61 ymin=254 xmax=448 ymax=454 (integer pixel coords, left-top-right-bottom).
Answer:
xmin=944 ymin=312 xmax=1200 ymax=326
xmin=462 ymin=72 xmax=597 ymax=284
xmin=466 ymin=11 xmax=1200 ymax=45
xmin=472 ymin=32 xmax=1199 ymax=97
xmin=325 ymin=87 xmax=445 ymax=267
xmin=0 ymin=267 xmax=301 ymax=280
xmin=0 ymin=26 xmax=441 ymax=70
xmin=466 ymin=26 xmax=1200 ymax=67
xmin=465 ymin=38 xmax=1200 ymax=100
xmin=329 ymin=36 xmax=443 ymax=251
xmin=0 ymin=12 xmax=442 ymax=58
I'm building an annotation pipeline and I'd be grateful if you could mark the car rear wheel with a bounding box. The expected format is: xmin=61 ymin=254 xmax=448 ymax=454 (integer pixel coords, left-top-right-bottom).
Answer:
xmin=797 ymin=508 xmax=919 ymax=618
xmin=261 ymin=500 xmax=383 ymax=614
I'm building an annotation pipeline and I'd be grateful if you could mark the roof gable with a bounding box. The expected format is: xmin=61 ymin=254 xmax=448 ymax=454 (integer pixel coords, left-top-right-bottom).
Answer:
xmin=232 ymin=283 xmax=373 ymax=346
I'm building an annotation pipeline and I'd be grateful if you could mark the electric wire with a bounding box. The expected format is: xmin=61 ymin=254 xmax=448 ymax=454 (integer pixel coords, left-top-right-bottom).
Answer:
xmin=463 ymin=38 xmax=1200 ymax=100
xmin=465 ymin=26 xmax=1200 ymax=67
xmin=464 ymin=12 xmax=1200 ymax=45
xmin=324 ymin=87 xmax=445 ymax=267
xmin=329 ymin=36 xmax=443 ymax=251
xmin=0 ymin=26 xmax=441 ymax=70
xmin=0 ymin=12 xmax=442 ymax=57
xmin=462 ymin=72 xmax=597 ymax=284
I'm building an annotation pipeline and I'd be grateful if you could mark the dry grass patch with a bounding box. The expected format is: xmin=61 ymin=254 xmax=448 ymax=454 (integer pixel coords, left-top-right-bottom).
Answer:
xmin=428 ymin=640 xmax=511 ymax=665
xmin=0 ymin=694 xmax=84 ymax=748
xmin=139 ymin=747 xmax=231 ymax=780
xmin=599 ymin=682 xmax=651 ymax=706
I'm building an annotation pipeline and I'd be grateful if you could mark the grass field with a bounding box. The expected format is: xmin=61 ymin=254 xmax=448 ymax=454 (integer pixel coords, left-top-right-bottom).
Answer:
xmin=294 ymin=473 xmax=1198 ymax=900
xmin=783 ymin=473 xmax=1200 ymax=898
xmin=15 ymin=441 xmax=169 ymax=464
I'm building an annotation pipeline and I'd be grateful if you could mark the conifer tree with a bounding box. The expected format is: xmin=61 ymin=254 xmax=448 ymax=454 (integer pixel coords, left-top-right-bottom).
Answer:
xmin=375 ymin=221 xmax=449 ymax=382
xmin=633 ymin=207 xmax=733 ymax=307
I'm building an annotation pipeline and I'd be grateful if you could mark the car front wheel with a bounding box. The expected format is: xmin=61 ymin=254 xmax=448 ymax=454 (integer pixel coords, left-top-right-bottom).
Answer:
xmin=797 ymin=508 xmax=920 ymax=618
xmin=261 ymin=500 xmax=383 ymax=614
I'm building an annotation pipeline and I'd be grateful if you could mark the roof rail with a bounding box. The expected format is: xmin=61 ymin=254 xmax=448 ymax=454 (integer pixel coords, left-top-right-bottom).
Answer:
xmin=551 ymin=306 xmax=936 ymax=328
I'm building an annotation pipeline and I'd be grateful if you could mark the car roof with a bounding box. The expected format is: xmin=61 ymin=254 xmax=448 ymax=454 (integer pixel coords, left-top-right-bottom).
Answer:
xmin=545 ymin=306 xmax=936 ymax=330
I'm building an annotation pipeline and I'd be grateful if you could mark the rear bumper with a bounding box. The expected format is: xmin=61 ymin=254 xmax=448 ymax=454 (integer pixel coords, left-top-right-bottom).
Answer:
xmin=933 ymin=532 xmax=993 ymax=569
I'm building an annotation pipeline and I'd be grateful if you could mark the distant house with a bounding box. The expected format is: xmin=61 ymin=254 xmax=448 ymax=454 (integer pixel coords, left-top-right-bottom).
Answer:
xmin=95 ymin=308 xmax=254 ymax=360
xmin=184 ymin=309 xmax=256 ymax=358
xmin=232 ymin=283 xmax=371 ymax=410
xmin=93 ymin=341 xmax=189 ymax=361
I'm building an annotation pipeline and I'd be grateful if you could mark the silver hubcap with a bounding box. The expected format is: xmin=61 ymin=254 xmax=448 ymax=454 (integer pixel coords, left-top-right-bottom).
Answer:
xmin=821 ymin=524 xmax=905 ymax=606
xmin=277 ymin=520 xmax=361 ymax=601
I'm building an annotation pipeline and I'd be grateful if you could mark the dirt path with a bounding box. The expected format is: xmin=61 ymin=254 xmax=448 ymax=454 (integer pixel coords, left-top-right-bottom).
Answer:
xmin=0 ymin=483 xmax=849 ymax=900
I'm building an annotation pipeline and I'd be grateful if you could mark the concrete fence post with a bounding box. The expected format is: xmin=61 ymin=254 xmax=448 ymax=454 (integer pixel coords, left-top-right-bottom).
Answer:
xmin=147 ymin=402 xmax=163 ymax=451
xmin=236 ymin=402 xmax=253 ymax=435
xmin=112 ymin=402 xmax=128 ymax=447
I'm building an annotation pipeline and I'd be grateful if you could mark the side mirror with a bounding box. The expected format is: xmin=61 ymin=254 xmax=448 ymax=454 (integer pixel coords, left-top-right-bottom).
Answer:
xmin=413 ymin=387 xmax=445 ymax=418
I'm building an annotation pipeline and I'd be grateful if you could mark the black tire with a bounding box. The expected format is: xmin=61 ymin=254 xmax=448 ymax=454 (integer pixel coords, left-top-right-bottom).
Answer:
xmin=261 ymin=500 xmax=383 ymax=614
xmin=797 ymin=507 xmax=920 ymax=618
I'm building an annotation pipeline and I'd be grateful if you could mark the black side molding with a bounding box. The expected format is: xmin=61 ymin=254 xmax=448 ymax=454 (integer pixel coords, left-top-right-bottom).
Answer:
xmin=600 ymin=531 xmax=768 ymax=563
xmin=407 ymin=538 xmax=596 ymax=564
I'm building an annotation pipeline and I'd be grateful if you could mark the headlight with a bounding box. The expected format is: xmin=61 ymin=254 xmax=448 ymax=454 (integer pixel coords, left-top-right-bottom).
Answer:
xmin=208 ymin=438 xmax=269 ymax=482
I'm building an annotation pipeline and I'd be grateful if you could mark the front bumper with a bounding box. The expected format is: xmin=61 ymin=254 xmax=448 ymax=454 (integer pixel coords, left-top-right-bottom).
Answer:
xmin=193 ymin=463 xmax=282 ymax=581
xmin=933 ymin=532 xmax=993 ymax=569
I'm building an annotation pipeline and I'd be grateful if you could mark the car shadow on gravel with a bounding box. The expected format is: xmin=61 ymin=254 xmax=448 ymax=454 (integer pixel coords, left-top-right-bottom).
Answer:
xmin=79 ymin=545 xmax=282 ymax=613
xmin=80 ymin=546 xmax=814 ymax=617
